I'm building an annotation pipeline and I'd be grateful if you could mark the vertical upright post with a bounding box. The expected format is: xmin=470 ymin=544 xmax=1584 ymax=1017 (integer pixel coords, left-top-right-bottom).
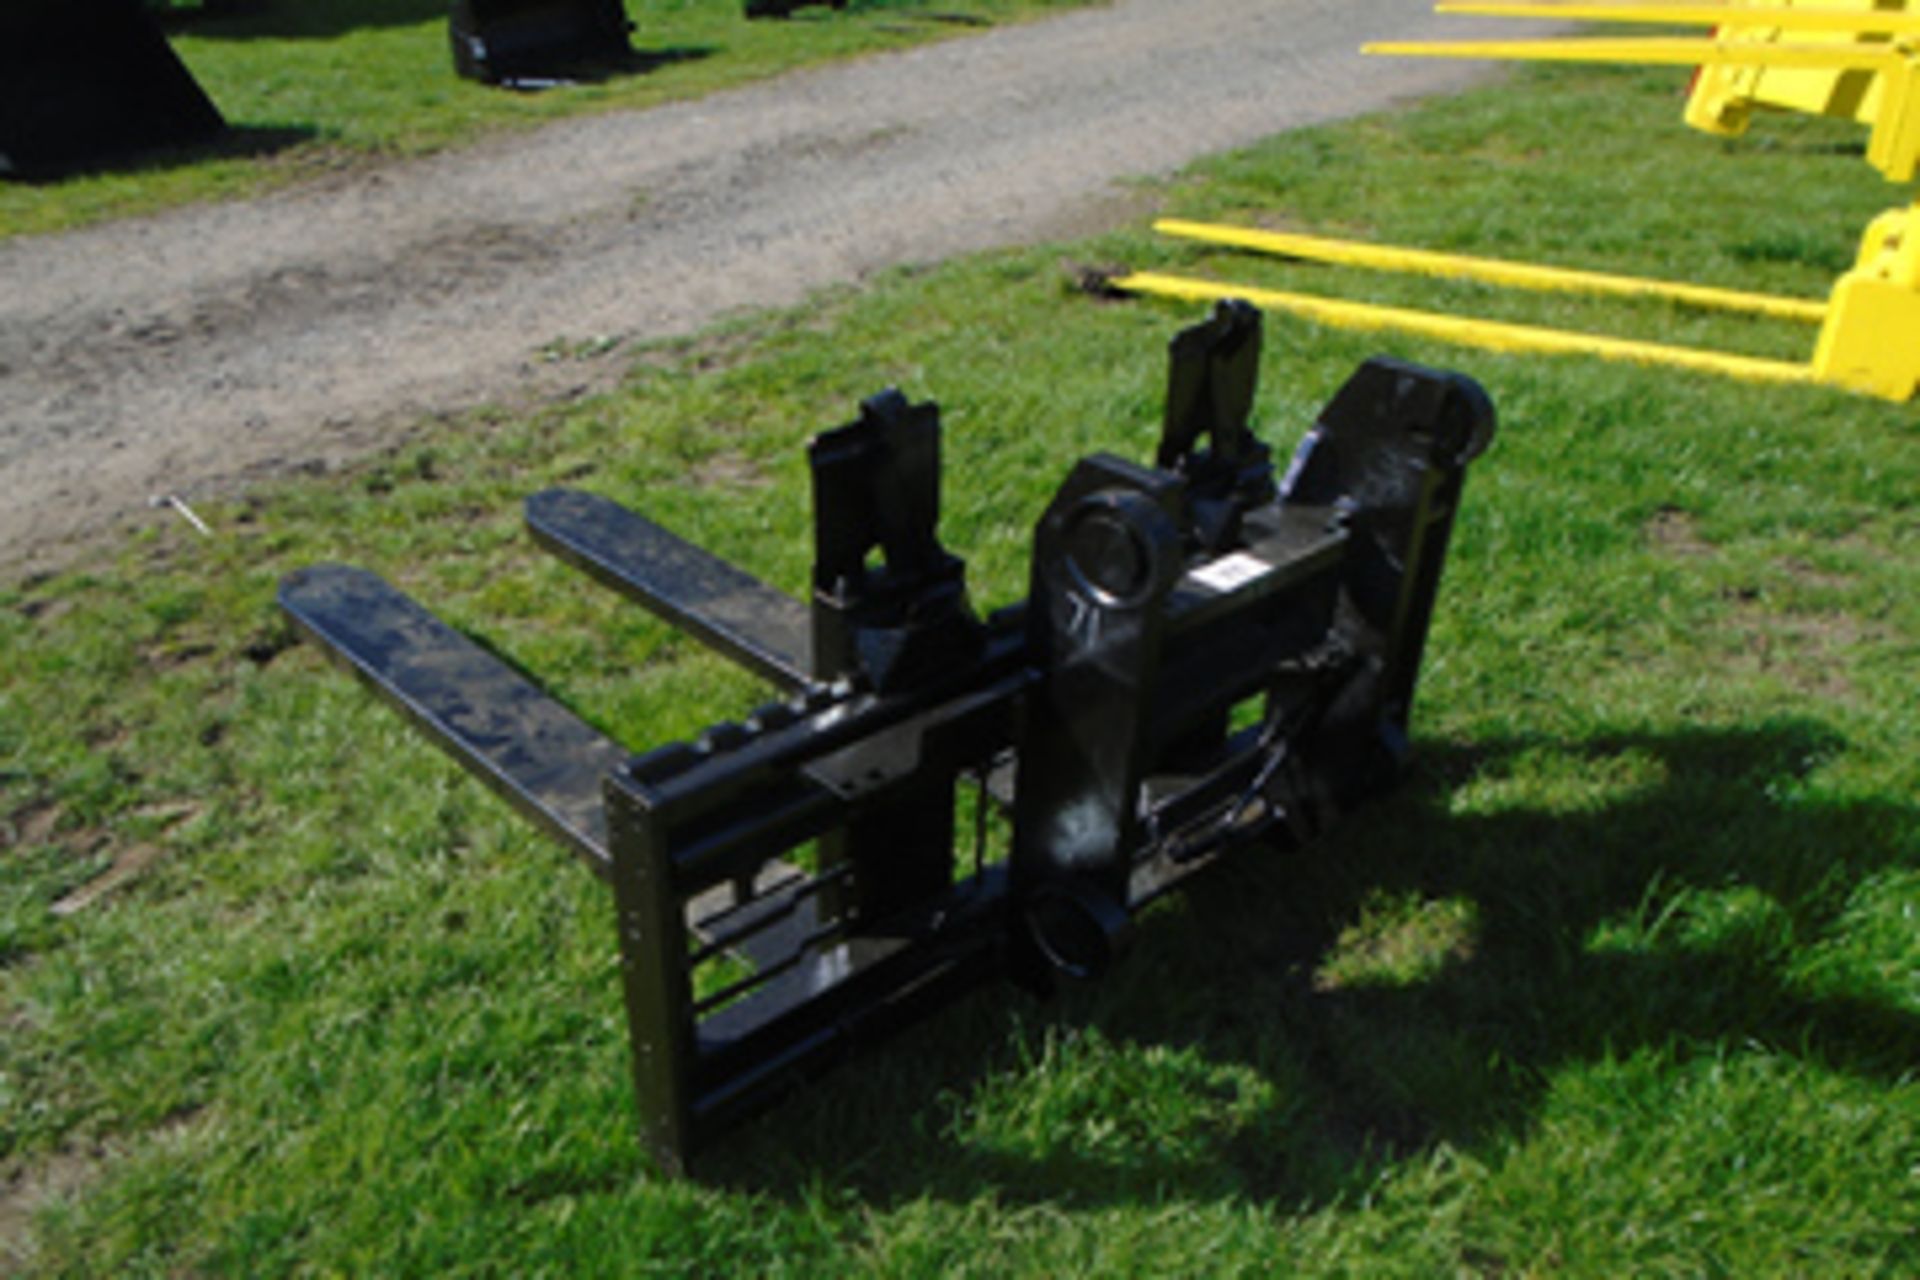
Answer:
xmin=604 ymin=770 xmax=695 ymax=1175
xmin=1010 ymin=456 xmax=1187 ymax=981
xmin=806 ymin=389 xmax=980 ymax=923
xmin=1274 ymin=358 xmax=1494 ymax=797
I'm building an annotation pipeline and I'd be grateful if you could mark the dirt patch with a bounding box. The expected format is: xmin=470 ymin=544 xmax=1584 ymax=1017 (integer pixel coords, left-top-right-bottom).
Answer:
xmin=2 ymin=801 xmax=63 ymax=852
xmin=242 ymin=623 xmax=299 ymax=668
xmin=1646 ymin=505 xmax=1715 ymax=558
xmin=1727 ymin=597 xmax=1886 ymax=701
xmin=1776 ymin=555 xmax=1855 ymax=592
xmin=12 ymin=594 xmax=73 ymax=625
xmin=146 ymin=641 xmax=217 ymax=671
xmin=0 ymin=1109 xmax=209 ymax=1269
xmin=0 ymin=1148 xmax=99 ymax=1271
xmin=50 ymin=843 xmax=170 ymax=917
xmin=691 ymin=451 xmax=771 ymax=491
xmin=0 ymin=0 xmax=1562 ymax=583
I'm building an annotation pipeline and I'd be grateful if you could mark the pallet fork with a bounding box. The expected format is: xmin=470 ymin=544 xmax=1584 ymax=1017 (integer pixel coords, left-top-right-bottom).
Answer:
xmin=1118 ymin=209 xmax=1920 ymax=400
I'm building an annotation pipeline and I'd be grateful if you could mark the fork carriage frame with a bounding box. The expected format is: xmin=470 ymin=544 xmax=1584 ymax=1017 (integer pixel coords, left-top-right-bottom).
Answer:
xmin=278 ymin=302 xmax=1494 ymax=1175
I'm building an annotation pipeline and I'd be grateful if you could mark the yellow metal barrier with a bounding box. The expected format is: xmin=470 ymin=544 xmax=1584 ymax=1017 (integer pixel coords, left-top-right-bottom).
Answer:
xmin=1120 ymin=214 xmax=1920 ymax=400
xmin=1434 ymin=1 xmax=1920 ymax=38
xmin=1430 ymin=0 xmax=1914 ymax=137
xmin=1119 ymin=4 xmax=1920 ymax=398
xmin=1811 ymin=201 xmax=1920 ymax=397
xmin=1678 ymin=0 xmax=1902 ymax=137
xmin=1364 ymin=34 xmax=1920 ymax=180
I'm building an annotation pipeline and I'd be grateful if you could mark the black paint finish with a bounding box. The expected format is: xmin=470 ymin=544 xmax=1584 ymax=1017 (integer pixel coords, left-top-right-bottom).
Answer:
xmin=280 ymin=303 xmax=1496 ymax=1175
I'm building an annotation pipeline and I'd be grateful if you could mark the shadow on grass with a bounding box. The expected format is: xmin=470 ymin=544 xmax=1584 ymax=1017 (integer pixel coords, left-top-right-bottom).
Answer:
xmin=164 ymin=0 xmax=721 ymax=51
xmin=156 ymin=0 xmax=449 ymax=39
xmin=873 ymin=9 xmax=992 ymax=26
xmin=696 ymin=716 xmax=1917 ymax=1208
xmin=487 ymin=45 xmax=718 ymax=89
xmin=5 ymin=125 xmax=319 ymax=186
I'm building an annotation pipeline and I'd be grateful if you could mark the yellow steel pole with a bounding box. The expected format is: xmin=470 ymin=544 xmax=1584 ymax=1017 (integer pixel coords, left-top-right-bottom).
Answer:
xmin=1374 ymin=32 xmax=1920 ymax=176
xmin=1153 ymin=218 xmax=1829 ymax=322
xmin=1433 ymin=3 xmax=1920 ymax=36
xmin=1361 ymin=36 xmax=1902 ymax=70
xmin=1113 ymin=270 xmax=1820 ymax=386
xmin=1367 ymin=34 xmax=1920 ymax=177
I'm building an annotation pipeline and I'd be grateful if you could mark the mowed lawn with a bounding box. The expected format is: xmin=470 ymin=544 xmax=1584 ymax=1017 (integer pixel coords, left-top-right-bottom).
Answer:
xmin=0 ymin=0 xmax=1097 ymax=239
xmin=3 ymin=56 xmax=1917 ymax=1275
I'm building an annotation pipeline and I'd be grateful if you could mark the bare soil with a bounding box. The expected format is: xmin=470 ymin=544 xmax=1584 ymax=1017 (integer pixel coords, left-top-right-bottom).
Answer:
xmin=0 ymin=0 xmax=1551 ymax=577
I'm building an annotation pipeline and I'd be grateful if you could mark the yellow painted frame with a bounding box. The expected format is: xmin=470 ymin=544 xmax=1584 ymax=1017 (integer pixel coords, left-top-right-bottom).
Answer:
xmin=1365 ymin=35 xmax=1920 ymax=180
xmin=1425 ymin=0 xmax=1914 ymax=135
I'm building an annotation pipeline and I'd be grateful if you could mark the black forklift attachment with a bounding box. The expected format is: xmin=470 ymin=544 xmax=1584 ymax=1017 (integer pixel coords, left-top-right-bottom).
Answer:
xmin=1 ymin=0 xmax=227 ymax=180
xmin=449 ymin=0 xmax=635 ymax=86
xmin=279 ymin=303 xmax=1495 ymax=1175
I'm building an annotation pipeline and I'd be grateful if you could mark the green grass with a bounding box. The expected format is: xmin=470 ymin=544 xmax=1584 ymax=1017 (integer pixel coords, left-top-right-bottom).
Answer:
xmin=4 ymin=60 xmax=1918 ymax=1275
xmin=0 ymin=0 xmax=1098 ymax=240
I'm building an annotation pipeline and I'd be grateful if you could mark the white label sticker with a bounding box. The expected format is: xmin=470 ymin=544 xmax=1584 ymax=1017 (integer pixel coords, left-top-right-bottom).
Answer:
xmin=1188 ymin=551 xmax=1271 ymax=594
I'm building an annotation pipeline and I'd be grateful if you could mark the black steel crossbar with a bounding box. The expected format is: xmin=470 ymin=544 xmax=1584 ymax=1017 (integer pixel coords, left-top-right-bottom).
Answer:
xmin=282 ymin=302 xmax=1495 ymax=1174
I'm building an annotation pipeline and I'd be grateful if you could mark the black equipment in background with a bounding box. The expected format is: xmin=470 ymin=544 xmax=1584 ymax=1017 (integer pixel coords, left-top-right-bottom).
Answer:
xmin=0 ymin=0 xmax=226 ymax=179
xmin=449 ymin=0 xmax=634 ymax=86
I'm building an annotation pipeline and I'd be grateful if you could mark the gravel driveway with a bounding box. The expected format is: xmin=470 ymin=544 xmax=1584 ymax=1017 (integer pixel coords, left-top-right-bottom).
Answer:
xmin=0 ymin=0 xmax=1550 ymax=575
